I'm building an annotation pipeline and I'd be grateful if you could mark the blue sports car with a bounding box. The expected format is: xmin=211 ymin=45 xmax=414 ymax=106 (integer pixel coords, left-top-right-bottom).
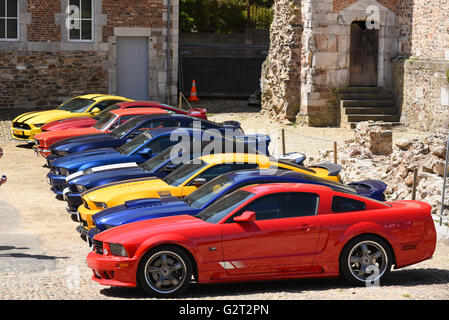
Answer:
xmin=87 ymin=169 xmax=387 ymax=245
xmin=46 ymin=114 xmax=244 ymax=162
xmin=63 ymin=134 xmax=271 ymax=216
xmin=47 ymin=128 xmax=270 ymax=196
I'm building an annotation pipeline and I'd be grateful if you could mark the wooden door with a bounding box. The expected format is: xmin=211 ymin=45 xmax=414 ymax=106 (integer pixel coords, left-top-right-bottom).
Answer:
xmin=349 ymin=21 xmax=379 ymax=87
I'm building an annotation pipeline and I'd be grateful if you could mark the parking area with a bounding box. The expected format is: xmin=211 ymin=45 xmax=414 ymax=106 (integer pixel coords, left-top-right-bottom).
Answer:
xmin=0 ymin=114 xmax=448 ymax=300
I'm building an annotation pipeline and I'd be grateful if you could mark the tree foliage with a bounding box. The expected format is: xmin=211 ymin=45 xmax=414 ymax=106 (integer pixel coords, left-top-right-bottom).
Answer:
xmin=180 ymin=0 xmax=274 ymax=33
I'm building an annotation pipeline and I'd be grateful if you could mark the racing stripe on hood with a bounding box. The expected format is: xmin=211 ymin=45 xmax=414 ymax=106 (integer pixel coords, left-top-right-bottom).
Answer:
xmin=85 ymin=176 xmax=160 ymax=195
xmin=15 ymin=111 xmax=38 ymax=122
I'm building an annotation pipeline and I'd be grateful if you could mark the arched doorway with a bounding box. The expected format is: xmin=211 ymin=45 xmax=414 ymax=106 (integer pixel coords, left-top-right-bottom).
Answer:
xmin=349 ymin=20 xmax=379 ymax=87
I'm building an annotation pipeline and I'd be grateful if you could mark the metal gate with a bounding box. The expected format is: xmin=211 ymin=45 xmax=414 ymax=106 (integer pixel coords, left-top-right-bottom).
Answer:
xmin=179 ymin=43 xmax=268 ymax=98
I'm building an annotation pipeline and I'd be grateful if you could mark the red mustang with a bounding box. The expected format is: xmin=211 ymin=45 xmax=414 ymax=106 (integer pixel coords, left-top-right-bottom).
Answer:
xmin=87 ymin=183 xmax=436 ymax=297
xmin=34 ymin=108 xmax=169 ymax=157
xmin=41 ymin=101 xmax=208 ymax=132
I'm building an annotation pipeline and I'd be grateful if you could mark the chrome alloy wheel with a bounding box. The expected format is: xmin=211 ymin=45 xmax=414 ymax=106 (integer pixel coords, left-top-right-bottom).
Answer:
xmin=144 ymin=251 xmax=187 ymax=294
xmin=347 ymin=240 xmax=388 ymax=283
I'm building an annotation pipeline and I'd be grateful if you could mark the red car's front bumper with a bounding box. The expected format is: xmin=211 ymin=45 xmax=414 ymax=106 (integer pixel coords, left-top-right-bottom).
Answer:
xmin=87 ymin=251 xmax=139 ymax=288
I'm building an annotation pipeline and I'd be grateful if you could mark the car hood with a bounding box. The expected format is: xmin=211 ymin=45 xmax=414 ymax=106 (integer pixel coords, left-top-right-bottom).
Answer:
xmin=93 ymin=196 xmax=200 ymax=229
xmin=13 ymin=110 xmax=88 ymax=125
xmin=50 ymin=133 xmax=113 ymax=151
xmin=69 ymin=165 xmax=148 ymax=187
xmin=94 ymin=214 xmax=207 ymax=245
xmin=35 ymin=127 xmax=102 ymax=144
xmin=83 ymin=177 xmax=170 ymax=203
xmin=51 ymin=148 xmax=123 ymax=169
xmin=41 ymin=117 xmax=97 ymax=131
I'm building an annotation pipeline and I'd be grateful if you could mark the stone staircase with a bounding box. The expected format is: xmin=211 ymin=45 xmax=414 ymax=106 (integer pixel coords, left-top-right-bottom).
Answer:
xmin=338 ymin=87 xmax=401 ymax=129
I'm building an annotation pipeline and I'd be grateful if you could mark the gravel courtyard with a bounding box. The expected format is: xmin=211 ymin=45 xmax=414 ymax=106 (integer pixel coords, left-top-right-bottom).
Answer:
xmin=0 ymin=113 xmax=448 ymax=300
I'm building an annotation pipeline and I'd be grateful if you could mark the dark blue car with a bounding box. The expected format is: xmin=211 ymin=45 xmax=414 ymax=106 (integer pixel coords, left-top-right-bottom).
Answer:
xmin=63 ymin=134 xmax=271 ymax=216
xmin=46 ymin=114 xmax=244 ymax=161
xmin=47 ymin=127 xmax=242 ymax=196
xmin=87 ymin=169 xmax=387 ymax=245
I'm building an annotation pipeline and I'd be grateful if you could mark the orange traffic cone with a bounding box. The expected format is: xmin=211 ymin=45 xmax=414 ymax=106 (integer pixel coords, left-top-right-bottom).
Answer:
xmin=187 ymin=79 xmax=199 ymax=102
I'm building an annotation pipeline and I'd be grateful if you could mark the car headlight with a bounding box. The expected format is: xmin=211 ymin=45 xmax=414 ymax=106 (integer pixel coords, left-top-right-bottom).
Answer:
xmin=103 ymin=224 xmax=116 ymax=231
xmin=94 ymin=202 xmax=108 ymax=210
xmin=34 ymin=123 xmax=45 ymax=128
xmin=59 ymin=168 xmax=70 ymax=176
xmin=109 ymin=243 xmax=128 ymax=257
xmin=75 ymin=184 xmax=86 ymax=193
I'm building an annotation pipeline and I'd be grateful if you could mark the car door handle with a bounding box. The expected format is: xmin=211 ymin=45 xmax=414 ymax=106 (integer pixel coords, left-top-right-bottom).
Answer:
xmin=297 ymin=224 xmax=316 ymax=231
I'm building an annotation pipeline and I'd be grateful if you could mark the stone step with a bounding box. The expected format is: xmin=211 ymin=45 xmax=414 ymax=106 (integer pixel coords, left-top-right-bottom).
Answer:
xmin=341 ymin=100 xmax=395 ymax=108
xmin=347 ymin=122 xmax=402 ymax=129
xmin=343 ymin=107 xmax=398 ymax=115
xmin=338 ymin=93 xmax=394 ymax=100
xmin=337 ymin=87 xmax=386 ymax=94
xmin=346 ymin=114 xmax=401 ymax=123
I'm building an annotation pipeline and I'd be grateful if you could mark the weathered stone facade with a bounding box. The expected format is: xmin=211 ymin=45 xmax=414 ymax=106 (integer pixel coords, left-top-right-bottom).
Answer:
xmin=0 ymin=0 xmax=179 ymax=117
xmin=262 ymin=0 xmax=399 ymax=127
xmin=262 ymin=0 xmax=449 ymax=131
xmin=261 ymin=0 xmax=302 ymax=122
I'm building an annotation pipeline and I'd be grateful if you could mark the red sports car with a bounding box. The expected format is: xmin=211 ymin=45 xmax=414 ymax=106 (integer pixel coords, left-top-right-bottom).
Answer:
xmin=34 ymin=107 xmax=169 ymax=157
xmin=87 ymin=183 xmax=436 ymax=297
xmin=41 ymin=101 xmax=207 ymax=132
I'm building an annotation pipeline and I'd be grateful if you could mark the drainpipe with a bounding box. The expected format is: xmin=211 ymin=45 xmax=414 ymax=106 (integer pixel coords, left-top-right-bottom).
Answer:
xmin=166 ymin=0 xmax=172 ymax=105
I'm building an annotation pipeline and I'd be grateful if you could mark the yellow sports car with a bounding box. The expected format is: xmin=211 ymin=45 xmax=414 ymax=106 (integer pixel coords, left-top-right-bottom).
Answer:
xmin=11 ymin=94 xmax=132 ymax=142
xmin=76 ymin=153 xmax=342 ymax=233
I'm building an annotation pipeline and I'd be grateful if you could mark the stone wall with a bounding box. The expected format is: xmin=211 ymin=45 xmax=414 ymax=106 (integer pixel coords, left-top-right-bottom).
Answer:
xmin=261 ymin=0 xmax=399 ymax=127
xmin=395 ymin=59 xmax=449 ymax=131
xmin=260 ymin=0 xmax=302 ymax=123
xmin=0 ymin=50 xmax=108 ymax=118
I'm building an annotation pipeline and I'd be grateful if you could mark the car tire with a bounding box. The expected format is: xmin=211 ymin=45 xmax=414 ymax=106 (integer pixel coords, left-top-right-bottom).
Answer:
xmin=137 ymin=245 xmax=192 ymax=298
xmin=339 ymin=235 xmax=393 ymax=286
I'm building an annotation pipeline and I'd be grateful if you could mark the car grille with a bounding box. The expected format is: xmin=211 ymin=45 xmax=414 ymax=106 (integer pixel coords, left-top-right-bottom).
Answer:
xmin=13 ymin=122 xmax=31 ymax=130
xmin=93 ymin=240 xmax=103 ymax=255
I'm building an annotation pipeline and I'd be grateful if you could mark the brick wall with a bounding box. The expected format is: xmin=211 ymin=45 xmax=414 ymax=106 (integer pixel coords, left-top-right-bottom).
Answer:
xmin=27 ymin=0 xmax=61 ymax=42
xmin=102 ymin=0 xmax=166 ymax=42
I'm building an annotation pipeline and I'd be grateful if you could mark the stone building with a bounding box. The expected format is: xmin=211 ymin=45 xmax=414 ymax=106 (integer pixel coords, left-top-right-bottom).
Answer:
xmin=261 ymin=0 xmax=449 ymax=131
xmin=0 ymin=0 xmax=179 ymax=117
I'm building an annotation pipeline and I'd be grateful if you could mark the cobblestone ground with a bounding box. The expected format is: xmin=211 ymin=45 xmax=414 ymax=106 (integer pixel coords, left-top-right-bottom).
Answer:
xmin=0 ymin=119 xmax=448 ymax=300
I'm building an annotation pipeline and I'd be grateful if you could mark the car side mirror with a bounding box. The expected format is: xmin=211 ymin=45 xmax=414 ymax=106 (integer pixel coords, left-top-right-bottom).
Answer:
xmin=192 ymin=178 xmax=207 ymax=187
xmin=234 ymin=211 xmax=256 ymax=223
xmin=139 ymin=148 xmax=152 ymax=157
xmin=90 ymin=107 xmax=101 ymax=114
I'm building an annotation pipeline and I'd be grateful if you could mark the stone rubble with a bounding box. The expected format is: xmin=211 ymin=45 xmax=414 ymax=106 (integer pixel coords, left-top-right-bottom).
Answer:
xmin=310 ymin=121 xmax=449 ymax=216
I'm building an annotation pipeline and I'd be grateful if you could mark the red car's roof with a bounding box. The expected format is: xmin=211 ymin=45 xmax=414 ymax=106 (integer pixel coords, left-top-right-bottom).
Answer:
xmin=110 ymin=107 xmax=168 ymax=116
xmin=241 ymin=183 xmax=333 ymax=195
xmin=116 ymin=101 xmax=163 ymax=108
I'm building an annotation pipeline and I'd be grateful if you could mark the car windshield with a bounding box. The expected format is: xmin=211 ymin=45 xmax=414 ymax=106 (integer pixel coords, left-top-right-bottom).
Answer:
xmin=58 ymin=98 xmax=96 ymax=113
xmin=93 ymin=113 xmax=118 ymax=131
xmin=163 ymin=160 xmax=207 ymax=187
xmin=139 ymin=147 xmax=174 ymax=172
xmin=117 ymin=131 xmax=153 ymax=156
xmin=184 ymin=175 xmax=233 ymax=209
xmin=93 ymin=104 xmax=121 ymax=120
xmin=109 ymin=116 xmax=147 ymax=139
xmin=195 ymin=190 xmax=255 ymax=224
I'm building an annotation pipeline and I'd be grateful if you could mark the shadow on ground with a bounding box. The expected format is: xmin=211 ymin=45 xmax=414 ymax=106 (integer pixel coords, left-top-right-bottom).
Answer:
xmin=98 ymin=267 xmax=449 ymax=299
